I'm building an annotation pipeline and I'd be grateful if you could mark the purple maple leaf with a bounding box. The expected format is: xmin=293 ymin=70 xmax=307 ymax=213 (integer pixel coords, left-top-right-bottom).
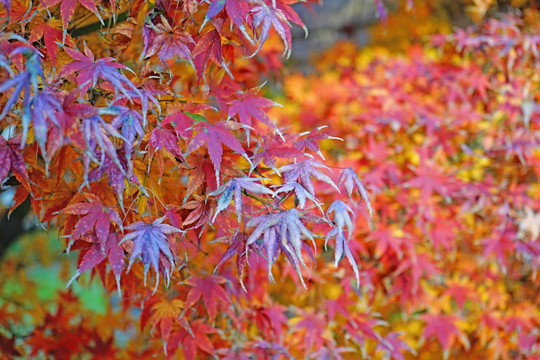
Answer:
xmin=30 ymin=88 xmax=63 ymax=164
xmin=211 ymin=177 xmax=274 ymax=224
xmin=249 ymin=3 xmax=292 ymax=58
xmin=326 ymin=200 xmax=359 ymax=285
xmin=279 ymin=159 xmax=339 ymax=196
xmin=273 ymin=181 xmax=323 ymax=214
xmin=62 ymin=44 xmax=139 ymax=99
xmin=88 ymin=149 xmax=142 ymax=209
xmin=109 ymin=106 xmax=145 ymax=162
xmin=293 ymin=126 xmax=341 ymax=160
xmin=81 ymin=114 xmax=125 ymax=179
xmin=142 ymin=16 xmax=195 ymax=65
xmin=119 ymin=217 xmax=182 ymax=292
xmin=338 ymin=167 xmax=373 ymax=218
xmin=0 ymin=46 xmax=44 ymax=146
xmin=246 ymin=209 xmax=314 ymax=288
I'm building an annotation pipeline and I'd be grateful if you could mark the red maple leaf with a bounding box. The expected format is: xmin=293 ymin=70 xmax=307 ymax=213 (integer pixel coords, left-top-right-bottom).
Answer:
xmin=253 ymin=305 xmax=288 ymax=341
xmin=142 ymin=16 xmax=195 ymax=64
xmin=28 ymin=20 xmax=74 ymax=66
xmin=185 ymin=275 xmax=230 ymax=322
xmin=42 ymin=0 xmax=102 ymax=29
xmin=186 ymin=121 xmax=245 ymax=181
xmin=421 ymin=314 xmax=467 ymax=351
xmin=182 ymin=194 xmax=215 ymax=231
xmin=293 ymin=309 xmax=329 ymax=351
xmin=0 ymin=136 xmax=29 ymax=188
xmin=214 ymin=233 xmax=250 ymax=290
xmin=168 ymin=319 xmax=216 ymax=360
xmin=67 ymin=233 xmax=125 ymax=294
xmin=228 ymin=89 xmax=277 ymax=130
xmin=147 ymin=125 xmax=185 ymax=177
xmin=193 ymin=29 xmax=232 ymax=80
xmin=250 ymin=134 xmax=303 ymax=172
xmin=62 ymin=193 xmax=123 ymax=251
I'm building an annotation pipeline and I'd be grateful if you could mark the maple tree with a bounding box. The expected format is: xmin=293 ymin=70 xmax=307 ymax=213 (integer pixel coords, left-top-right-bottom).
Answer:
xmin=1 ymin=0 xmax=540 ymax=359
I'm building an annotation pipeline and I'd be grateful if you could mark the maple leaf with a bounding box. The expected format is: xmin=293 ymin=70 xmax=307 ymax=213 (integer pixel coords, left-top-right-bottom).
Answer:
xmin=119 ymin=216 xmax=182 ymax=291
xmin=214 ymin=233 xmax=253 ymax=291
xmin=204 ymin=0 xmax=248 ymax=28
xmin=186 ymin=121 xmax=245 ymax=183
xmin=376 ymin=332 xmax=414 ymax=360
xmin=273 ymin=181 xmax=323 ymax=213
xmin=228 ymin=89 xmax=279 ymax=134
xmin=66 ymin=233 xmax=125 ymax=294
xmin=142 ymin=16 xmax=195 ymax=65
xmin=61 ymin=44 xmax=139 ymax=99
xmin=344 ymin=314 xmax=383 ymax=346
xmin=183 ymin=152 xmax=217 ymax=199
xmin=28 ymin=19 xmax=74 ymax=66
xmin=293 ymin=126 xmax=340 ymax=159
xmin=42 ymin=0 xmax=103 ymax=29
xmin=87 ymin=150 xmax=142 ymax=208
xmin=29 ymin=88 xmax=63 ymax=165
xmin=0 ymin=136 xmax=29 ymax=187
xmin=0 ymin=47 xmax=44 ymax=144
xmin=250 ymin=3 xmax=292 ymax=58
xmin=0 ymin=333 xmax=21 ymax=358
xmin=293 ymin=309 xmax=329 ymax=351
xmin=253 ymin=305 xmax=288 ymax=341
xmin=250 ymin=134 xmax=303 ymax=173
xmin=181 ymin=195 xmax=216 ymax=243
xmin=192 ymin=29 xmax=232 ymax=80
xmin=308 ymin=346 xmax=354 ymax=360
xmin=168 ymin=319 xmax=217 ymax=360
xmin=279 ymin=159 xmax=339 ymax=196
xmin=185 ymin=275 xmax=230 ymax=322
xmin=211 ymin=177 xmax=274 ymax=224
xmin=421 ymin=314 xmax=469 ymax=355
xmin=146 ymin=125 xmax=184 ymax=177
xmin=79 ymin=114 xmax=126 ymax=185
xmin=444 ymin=280 xmax=476 ymax=310
xmin=338 ymin=167 xmax=373 ymax=218
xmin=150 ymin=298 xmax=185 ymax=346
xmin=405 ymin=151 xmax=453 ymax=203
xmin=62 ymin=194 xmax=123 ymax=251
xmin=326 ymin=200 xmax=360 ymax=286
xmin=202 ymin=0 xmax=252 ymax=43
xmin=429 ymin=219 xmax=456 ymax=252
xmin=161 ymin=111 xmax=194 ymax=139
xmin=246 ymin=209 xmax=314 ymax=287
xmin=111 ymin=84 xmax=160 ymax=125
xmin=368 ymin=226 xmax=405 ymax=259
xmin=481 ymin=230 xmax=515 ymax=268
xmin=83 ymin=333 xmax=118 ymax=359
xmin=109 ymin=105 xmax=145 ymax=161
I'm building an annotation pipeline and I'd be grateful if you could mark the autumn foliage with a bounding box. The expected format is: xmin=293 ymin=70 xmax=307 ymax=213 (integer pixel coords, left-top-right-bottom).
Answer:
xmin=1 ymin=0 xmax=540 ymax=359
